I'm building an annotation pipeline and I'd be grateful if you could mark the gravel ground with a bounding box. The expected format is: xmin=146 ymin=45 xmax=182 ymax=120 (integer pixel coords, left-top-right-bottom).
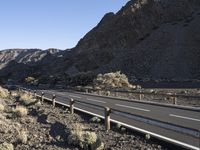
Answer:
xmin=0 ymin=93 xmax=171 ymax=150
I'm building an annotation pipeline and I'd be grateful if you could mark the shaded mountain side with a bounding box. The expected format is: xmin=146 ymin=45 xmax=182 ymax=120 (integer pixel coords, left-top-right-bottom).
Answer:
xmin=0 ymin=0 xmax=200 ymax=84
xmin=0 ymin=50 xmax=72 ymax=82
xmin=65 ymin=0 xmax=200 ymax=81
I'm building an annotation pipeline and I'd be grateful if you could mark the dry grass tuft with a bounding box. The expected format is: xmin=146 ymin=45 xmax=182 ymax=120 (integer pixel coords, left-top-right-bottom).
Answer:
xmin=68 ymin=123 xmax=84 ymax=147
xmin=10 ymin=91 xmax=20 ymax=97
xmin=19 ymin=92 xmax=36 ymax=106
xmin=89 ymin=117 xmax=101 ymax=123
xmin=13 ymin=106 xmax=28 ymax=117
xmin=0 ymin=142 xmax=14 ymax=150
xmin=0 ymin=86 xmax=9 ymax=98
xmin=0 ymin=104 xmax=5 ymax=112
xmin=67 ymin=123 xmax=104 ymax=149
xmin=17 ymin=129 xmax=28 ymax=144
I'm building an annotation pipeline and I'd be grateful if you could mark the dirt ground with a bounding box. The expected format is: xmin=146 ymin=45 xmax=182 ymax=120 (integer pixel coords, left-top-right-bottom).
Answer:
xmin=0 ymin=91 xmax=171 ymax=150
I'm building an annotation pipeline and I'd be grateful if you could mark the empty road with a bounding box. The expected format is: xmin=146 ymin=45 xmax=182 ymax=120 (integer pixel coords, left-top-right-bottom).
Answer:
xmin=26 ymin=88 xmax=200 ymax=150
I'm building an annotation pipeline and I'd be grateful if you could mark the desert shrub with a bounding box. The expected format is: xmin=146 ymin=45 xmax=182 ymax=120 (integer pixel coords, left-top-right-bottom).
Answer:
xmin=0 ymin=142 xmax=14 ymax=150
xmin=145 ymin=134 xmax=151 ymax=140
xmin=10 ymin=91 xmax=19 ymax=97
xmin=17 ymin=129 xmax=28 ymax=144
xmin=89 ymin=117 xmax=101 ymax=123
xmin=24 ymin=76 xmax=38 ymax=86
xmin=13 ymin=106 xmax=28 ymax=117
xmin=67 ymin=123 xmax=104 ymax=149
xmin=67 ymin=123 xmax=84 ymax=147
xmin=0 ymin=86 xmax=9 ymax=98
xmin=0 ymin=104 xmax=5 ymax=112
xmin=93 ymin=71 xmax=135 ymax=90
xmin=19 ymin=92 xmax=36 ymax=106
xmin=84 ymin=132 xmax=97 ymax=147
xmin=115 ymin=123 xmax=122 ymax=130
xmin=120 ymin=127 xmax=126 ymax=132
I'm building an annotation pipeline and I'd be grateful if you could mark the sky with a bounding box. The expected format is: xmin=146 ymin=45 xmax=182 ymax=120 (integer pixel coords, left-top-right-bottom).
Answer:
xmin=0 ymin=0 xmax=129 ymax=50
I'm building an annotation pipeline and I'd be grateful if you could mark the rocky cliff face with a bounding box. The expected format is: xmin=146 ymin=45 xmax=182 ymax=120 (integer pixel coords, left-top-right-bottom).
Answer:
xmin=0 ymin=0 xmax=200 ymax=83
xmin=67 ymin=0 xmax=200 ymax=81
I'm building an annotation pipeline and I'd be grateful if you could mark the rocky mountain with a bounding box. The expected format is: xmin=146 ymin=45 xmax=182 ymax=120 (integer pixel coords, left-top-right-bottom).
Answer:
xmin=0 ymin=0 xmax=200 ymax=84
xmin=68 ymin=0 xmax=200 ymax=82
xmin=0 ymin=48 xmax=63 ymax=82
xmin=0 ymin=48 xmax=60 ymax=69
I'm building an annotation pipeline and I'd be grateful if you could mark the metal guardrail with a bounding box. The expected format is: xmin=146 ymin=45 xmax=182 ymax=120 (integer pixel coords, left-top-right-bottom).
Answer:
xmin=77 ymin=87 xmax=200 ymax=107
xmin=19 ymin=87 xmax=200 ymax=150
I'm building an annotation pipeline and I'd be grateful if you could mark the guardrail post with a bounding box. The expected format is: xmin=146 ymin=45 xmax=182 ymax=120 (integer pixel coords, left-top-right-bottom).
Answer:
xmin=41 ymin=92 xmax=44 ymax=104
xmin=139 ymin=90 xmax=142 ymax=100
xmin=105 ymin=107 xmax=111 ymax=131
xmin=97 ymin=90 xmax=101 ymax=95
xmin=34 ymin=90 xmax=37 ymax=98
xmin=173 ymin=94 xmax=177 ymax=105
xmin=115 ymin=92 xmax=118 ymax=97
xmin=70 ymin=98 xmax=74 ymax=114
xmin=52 ymin=94 xmax=56 ymax=108
xmin=28 ymin=89 xmax=31 ymax=95
xmin=86 ymin=89 xmax=88 ymax=93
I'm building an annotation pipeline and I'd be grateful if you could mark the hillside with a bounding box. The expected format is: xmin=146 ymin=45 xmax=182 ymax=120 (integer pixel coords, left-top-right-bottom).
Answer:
xmin=0 ymin=48 xmax=60 ymax=69
xmin=68 ymin=0 xmax=200 ymax=82
xmin=0 ymin=0 xmax=200 ymax=84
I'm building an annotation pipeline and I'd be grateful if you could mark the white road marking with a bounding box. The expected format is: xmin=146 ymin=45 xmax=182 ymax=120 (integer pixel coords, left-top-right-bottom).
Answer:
xmin=115 ymin=104 xmax=150 ymax=112
xmin=74 ymin=107 xmax=199 ymax=150
xmin=69 ymin=95 xmax=81 ymax=99
xmin=27 ymin=93 xmax=200 ymax=150
xmin=169 ymin=114 xmax=200 ymax=122
xmin=86 ymin=98 xmax=106 ymax=104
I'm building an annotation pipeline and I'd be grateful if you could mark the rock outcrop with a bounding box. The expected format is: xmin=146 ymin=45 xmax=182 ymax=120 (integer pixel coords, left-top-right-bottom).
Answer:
xmin=68 ymin=0 xmax=200 ymax=81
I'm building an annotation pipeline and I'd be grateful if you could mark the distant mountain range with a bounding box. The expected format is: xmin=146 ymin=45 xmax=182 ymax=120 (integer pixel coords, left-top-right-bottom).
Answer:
xmin=0 ymin=0 xmax=200 ymax=84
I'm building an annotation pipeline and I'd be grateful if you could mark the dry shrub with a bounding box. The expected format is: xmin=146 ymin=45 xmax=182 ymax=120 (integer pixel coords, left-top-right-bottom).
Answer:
xmin=89 ymin=117 xmax=101 ymax=123
xmin=68 ymin=123 xmax=84 ymax=146
xmin=93 ymin=71 xmax=135 ymax=90
xmin=0 ymin=104 xmax=5 ymax=112
xmin=19 ymin=92 xmax=36 ymax=106
xmin=24 ymin=76 xmax=38 ymax=85
xmin=17 ymin=129 xmax=28 ymax=144
xmin=84 ymin=132 xmax=97 ymax=146
xmin=67 ymin=123 xmax=104 ymax=150
xmin=10 ymin=91 xmax=19 ymax=97
xmin=13 ymin=106 xmax=28 ymax=117
xmin=0 ymin=86 xmax=9 ymax=98
xmin=0 ymin=142 xmax=14 ymax=150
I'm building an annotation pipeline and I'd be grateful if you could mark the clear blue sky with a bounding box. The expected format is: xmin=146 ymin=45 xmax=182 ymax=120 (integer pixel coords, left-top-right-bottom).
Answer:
xmin=0 ymin=0 xmax=129 ymax=50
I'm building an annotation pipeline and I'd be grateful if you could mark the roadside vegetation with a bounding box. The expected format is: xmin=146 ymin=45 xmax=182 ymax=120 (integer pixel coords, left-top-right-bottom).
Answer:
xmin=0 ymin=85 xmax=165 ymax=149
xmin=93 ymin=71 xmax=136 ymax=90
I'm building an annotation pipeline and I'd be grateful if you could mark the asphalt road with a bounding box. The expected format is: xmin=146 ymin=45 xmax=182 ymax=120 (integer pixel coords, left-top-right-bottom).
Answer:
xmin=32 ymin=89 xmax=200 ymax=150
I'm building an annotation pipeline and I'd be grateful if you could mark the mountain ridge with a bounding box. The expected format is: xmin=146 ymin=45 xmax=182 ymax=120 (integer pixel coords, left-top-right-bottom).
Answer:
xmin=0 ymin=0 xmax=200 ymax=84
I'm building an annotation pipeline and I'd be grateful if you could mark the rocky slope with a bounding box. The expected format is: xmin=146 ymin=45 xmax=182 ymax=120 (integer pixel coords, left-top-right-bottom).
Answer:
xmin=0 ymin=48 xmax=60 ymax=69
xmin=0 ymin=48 xmax=64 ymax=82
xmin=68 ymin=0 xmax=200 ymax=82
xmin=0 ymin=0 xmax=200 ymax=84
